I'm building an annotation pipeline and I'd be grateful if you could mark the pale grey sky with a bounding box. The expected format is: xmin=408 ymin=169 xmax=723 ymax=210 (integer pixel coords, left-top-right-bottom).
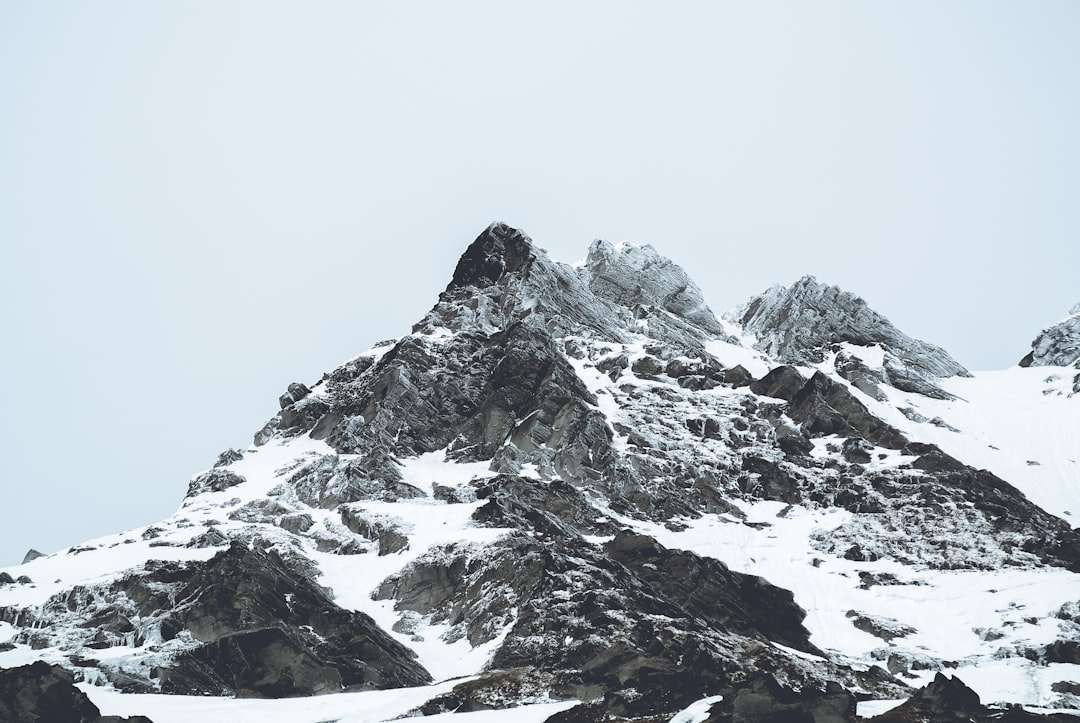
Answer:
xmin=1 ymin=1 xmax=1078 ymax=565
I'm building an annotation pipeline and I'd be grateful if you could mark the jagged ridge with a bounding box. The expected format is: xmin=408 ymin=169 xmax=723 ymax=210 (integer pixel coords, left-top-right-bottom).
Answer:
xmin=731 ymin=275 xmax=970 ymax=398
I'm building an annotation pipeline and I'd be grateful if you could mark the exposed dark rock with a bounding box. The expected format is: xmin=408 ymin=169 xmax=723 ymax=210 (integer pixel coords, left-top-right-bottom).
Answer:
xmin=750 ymin=365 xmax=807 ymax=401
xmin=724 ymin=364 xmax=755 ymax=388
xmin=186 ymin=526 xmax=228 ymax=548
xmin=472 ymin=474 xmax=616 ymax=538
xmin=213 ymin=448 xmax=244 ymax=468
xmin=596 ymin=353 xmax=629 ymax=381
xmin=841 ymin=437 xmax=874 ymax=464
xmin=339 ymin=507 xmax=409 ymax=555
xmin=374 ymin=529 xmax=842 ymax=713
xmin=278 ymin=382 xmax=311 ymax=409
xmin=631 ymin=355 xmax=665 ymax=377
xmin=705 ymin=674 xmax=856 ymax=723
xmin=414 ymin=668 xmax=561 ymax=716
xmin=866 ymin=673 xmax=978 ymax=721
xmin=131 ymin=542 xmax=431 ymax=696
xmin=277 ymin=512 xmax=315 ymax=534
xmin=186 ymin=468 xmax=245 ymax=497
xmin=846 ymin=611 xmax=916 ymax=641
xmin=432 ymin=483 xmax=476 ymax=504
xmin=284 ymin=453 xmax=423 ymax=508
xmin=161 ymin=627 xmax=346 ymax=697
xmin=279 ymin=395 xmax=330 ymax=433
xmin=1043 ymin=640 xmax=1080 ymax=664
xmin=867 ymin=672 xmax=1078 ymax=721
xmin=602 ymin=531 xmax=820 ymax=655
xmin=788 ymin=372 xmax=907 ymax=450
xmin=21 ymin=548 xmax=45 ymax=564
xmin=750 ymin=367 xmax=907 ymax=449
xmin=448 ymin=222 xmax=537 ymax=289
xmin=0 ymin=661 xmax=154 ymax=723
xmin=739 ymin=456 xmax=803 ymax=504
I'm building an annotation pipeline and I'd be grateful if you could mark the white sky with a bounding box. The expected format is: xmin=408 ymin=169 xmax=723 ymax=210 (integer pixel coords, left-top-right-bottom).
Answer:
xmin=1 ymin=1 xmax=1078 ymax=565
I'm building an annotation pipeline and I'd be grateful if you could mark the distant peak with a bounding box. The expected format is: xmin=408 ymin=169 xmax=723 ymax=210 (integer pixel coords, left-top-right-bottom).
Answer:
xmin=730 ymin=275 xmax=969 ymax=396
xmin=448 ymin=222 xmax=538 ymax=290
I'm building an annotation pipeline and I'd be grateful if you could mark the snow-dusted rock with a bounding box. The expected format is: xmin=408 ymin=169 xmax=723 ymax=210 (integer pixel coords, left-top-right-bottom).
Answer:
xmin=1020 ymin=303 xmax=1080 ymax=368
xmin=731 ymin=275 xmax=970 ymax=398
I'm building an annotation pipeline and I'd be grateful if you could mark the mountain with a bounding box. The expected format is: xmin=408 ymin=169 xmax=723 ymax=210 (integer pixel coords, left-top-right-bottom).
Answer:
xmin=3 ymin=223 xmax=1080 ymax=722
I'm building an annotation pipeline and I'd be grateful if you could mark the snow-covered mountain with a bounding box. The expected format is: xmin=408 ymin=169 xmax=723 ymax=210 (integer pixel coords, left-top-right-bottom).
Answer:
xmin=3 ymin=223 xmax=1080 ymax=722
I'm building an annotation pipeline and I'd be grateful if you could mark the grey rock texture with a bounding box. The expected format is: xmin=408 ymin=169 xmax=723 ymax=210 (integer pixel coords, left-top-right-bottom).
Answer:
xmin=583 ymin=239 xmax=730 ymax=339
xmin=20 ymin=549 xmax=44 ymax=565
xmin=1019 ymin=304 xmax=1080 ymax=368
xmin=731 ymin=275 xmax=970 ymax=397
xmin=8 ymin=542 xmax=430 ymax=697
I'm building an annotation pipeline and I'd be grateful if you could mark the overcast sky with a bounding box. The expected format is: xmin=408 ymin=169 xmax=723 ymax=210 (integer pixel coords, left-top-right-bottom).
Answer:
xmin=2 ymin=1 xmax=1078 ymax=565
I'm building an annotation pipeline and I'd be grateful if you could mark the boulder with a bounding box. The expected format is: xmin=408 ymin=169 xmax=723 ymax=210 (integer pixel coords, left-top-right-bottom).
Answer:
xmin=0 ymin=661 xmax=154 ymax=723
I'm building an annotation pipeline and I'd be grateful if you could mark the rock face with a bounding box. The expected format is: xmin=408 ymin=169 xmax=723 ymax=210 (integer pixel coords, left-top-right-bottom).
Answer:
xmin=20 ymin=549 xmax=44 ymax=565
xmin=731 ymin=276 xmax=969 ymax=397
xmin=0 ymin=661 xmax=153 ymax=723
xmin=1020 ymin=303 xmax=1080 ymax=368
xmin=3 ymin=223 xmax=1080 ymax=721
xmin=866 ymin=673 xmax=1069 ymax=722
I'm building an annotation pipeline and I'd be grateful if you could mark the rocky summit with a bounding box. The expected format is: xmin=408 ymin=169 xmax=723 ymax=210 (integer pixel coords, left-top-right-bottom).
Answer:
xmin=3 ymin=223 xmax=1080 ymax=722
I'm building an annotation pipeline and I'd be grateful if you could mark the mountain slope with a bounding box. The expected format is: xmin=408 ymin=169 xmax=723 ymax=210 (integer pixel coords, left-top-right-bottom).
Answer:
xmin=3 ymin=223 xmax=1080 ymax=720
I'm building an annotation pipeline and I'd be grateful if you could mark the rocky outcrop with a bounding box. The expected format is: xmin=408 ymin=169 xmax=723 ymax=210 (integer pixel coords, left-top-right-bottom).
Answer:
xmin=731 ymin=276 xmax=969 ymax=397
xmin=1019 ymin=303 xmax=1080 ymax=368
xmin=751 ymin=366 xmax=908 ymax=449
xmin=156 ymin=542 xmax=431 ymax=695
xmin=186 ymin=468 xmax=245 ymax=497
xmin=709 ymin=674 xmax=855 ymax=723
xmin=866 ymin=673 xmax=1066 ymax=722
xmin=13 ymin=542 xmax=431 ymax=697
xmin=583 ymin=239 xmax=733 ymax=341
xmin=0 ymin=661 xmax=153 ymax=723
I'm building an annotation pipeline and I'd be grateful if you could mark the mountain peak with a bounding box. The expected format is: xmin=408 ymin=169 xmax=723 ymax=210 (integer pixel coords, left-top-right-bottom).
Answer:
xmin=582 ymin=238 xmax=726 ymax=337
xmin=447 ymin=222 xmax=538 ymax=290
xmin=419 ymin=225 xmax=735 ymax=351
xmin=730 ymin=276 xmax=969 ymax=397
